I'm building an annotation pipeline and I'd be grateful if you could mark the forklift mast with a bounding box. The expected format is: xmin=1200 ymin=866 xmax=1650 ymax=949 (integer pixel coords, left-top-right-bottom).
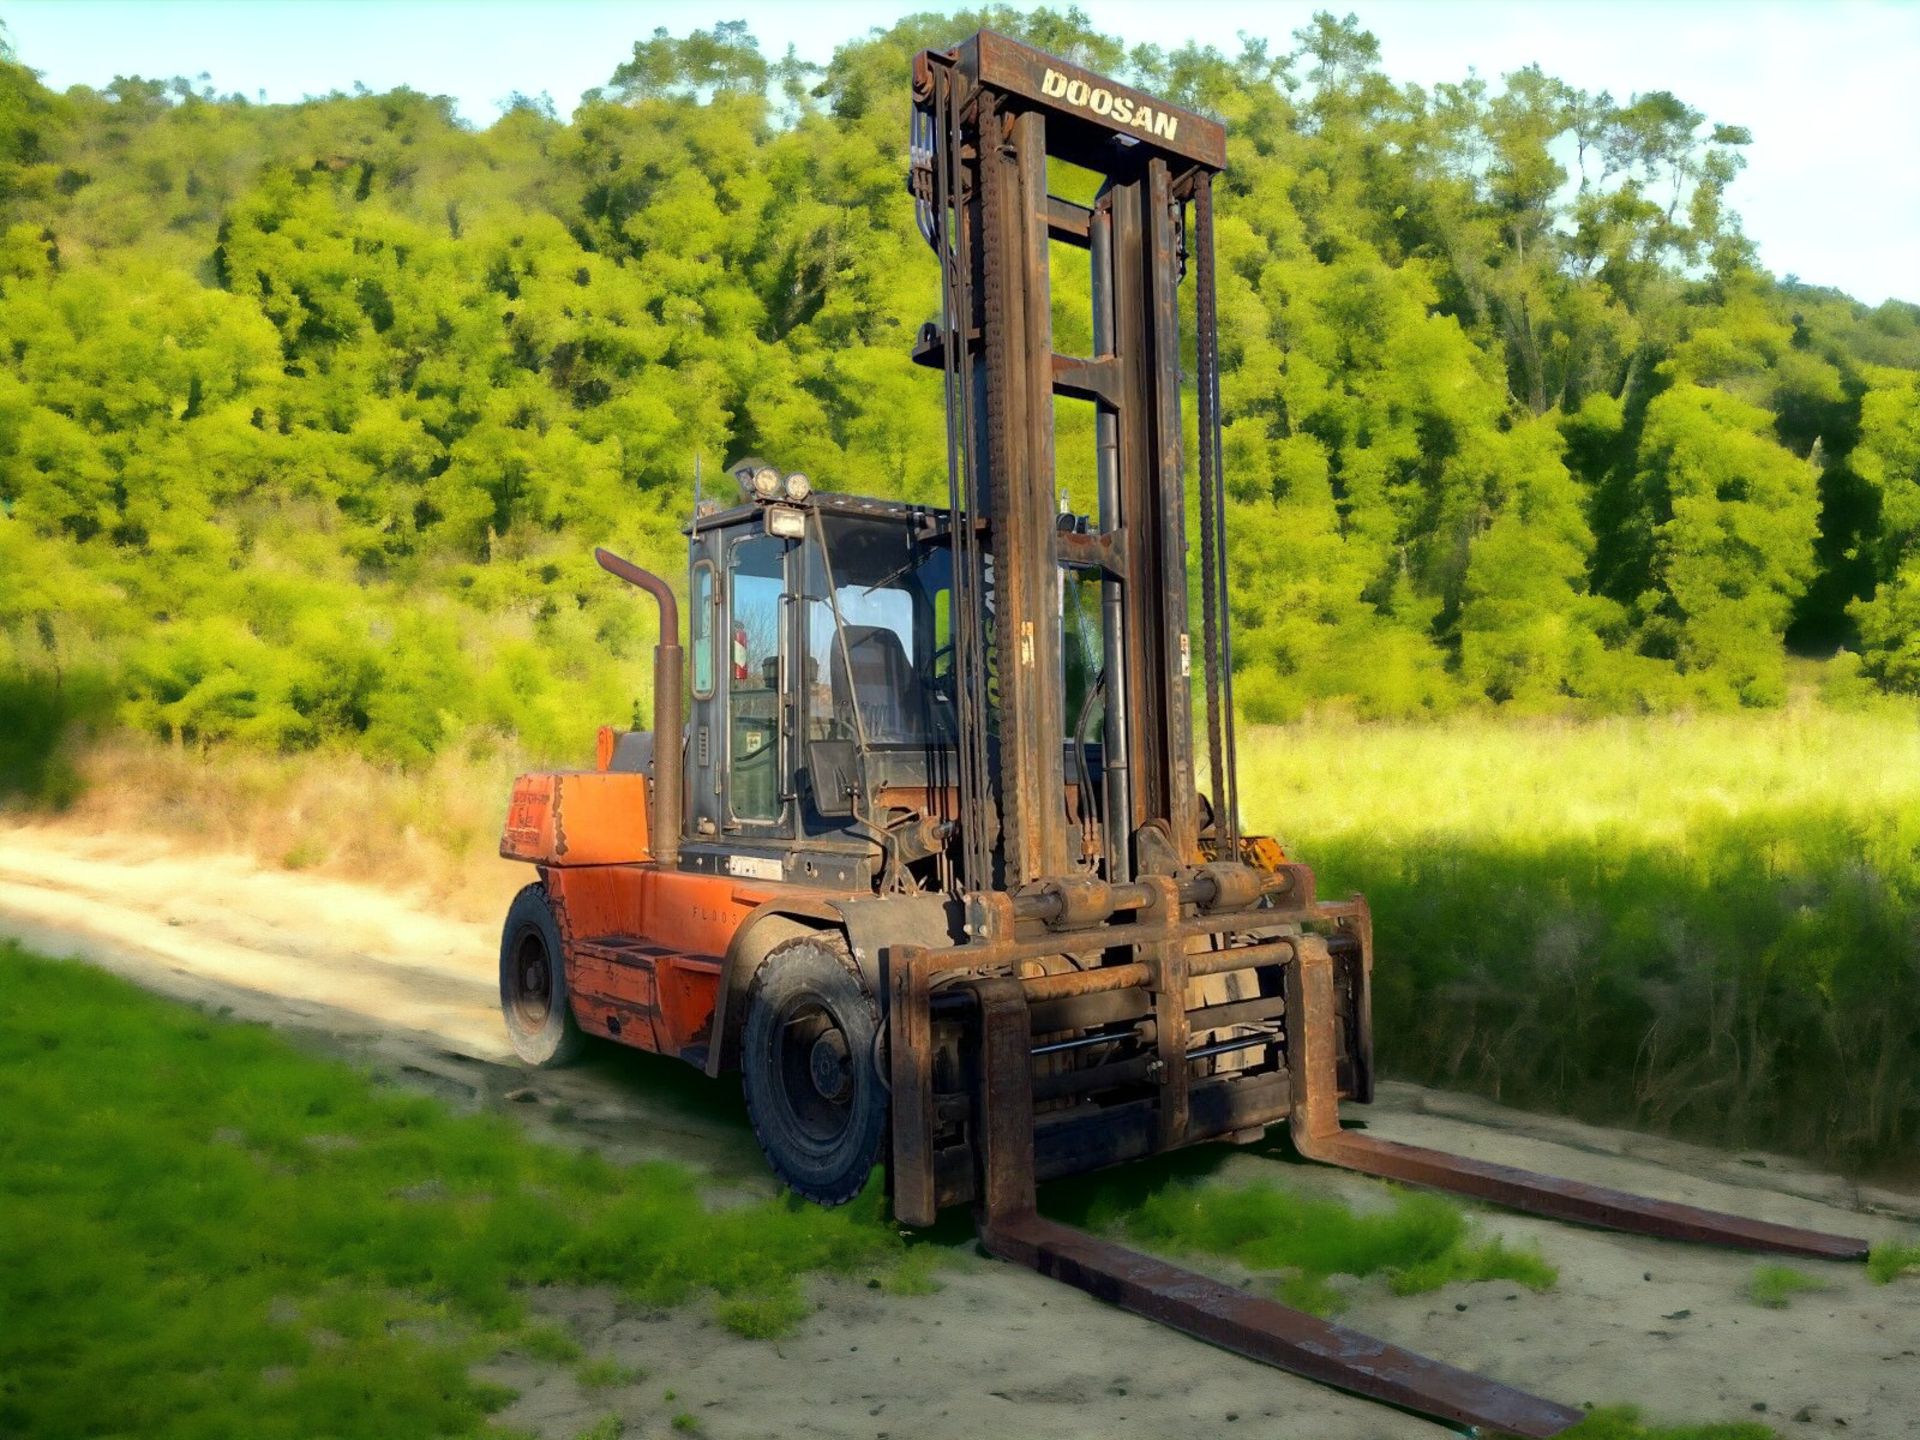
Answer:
xmin=909 ymin=33 xmax=1239 ymax=896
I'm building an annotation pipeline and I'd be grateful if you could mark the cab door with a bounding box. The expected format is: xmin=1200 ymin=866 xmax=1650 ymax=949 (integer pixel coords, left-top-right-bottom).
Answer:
xmin=720 ymin=529 xmax=793 ymax=838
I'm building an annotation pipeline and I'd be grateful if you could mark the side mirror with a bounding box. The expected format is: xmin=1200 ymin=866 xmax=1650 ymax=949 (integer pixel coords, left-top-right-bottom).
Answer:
xmin=805 ymin=739 xmax=859 ymax=817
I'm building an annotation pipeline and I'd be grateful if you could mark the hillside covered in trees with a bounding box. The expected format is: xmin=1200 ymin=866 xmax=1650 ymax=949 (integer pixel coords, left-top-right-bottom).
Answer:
xmin=4 ymin=7 xmax=1919 ymax=775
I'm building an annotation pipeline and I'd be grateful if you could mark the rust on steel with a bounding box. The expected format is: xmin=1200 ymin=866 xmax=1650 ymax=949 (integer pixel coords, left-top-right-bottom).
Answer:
xmin=961 ymin=30 xmax=1228 ymax=170
xmin=980 ymin=1212 xmax=1587 ymax=1438
xmin=963 ymin=969 xmax=1583 ymax=1437
xmin=591 ymin=548 xmax=682 ymax=867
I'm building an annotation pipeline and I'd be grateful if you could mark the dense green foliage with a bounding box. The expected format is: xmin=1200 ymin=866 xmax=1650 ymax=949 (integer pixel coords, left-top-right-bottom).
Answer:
xmin=2 ymin=9 xmax=1917 ymax=764
xmin=0 ymin=945 xmax=919 ymax=1437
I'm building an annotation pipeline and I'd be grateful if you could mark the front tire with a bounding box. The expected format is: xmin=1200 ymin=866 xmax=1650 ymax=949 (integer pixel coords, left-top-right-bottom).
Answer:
xmin=499 ymin=882 xmax=587 ymax=1067
xmin=740 ymin=933 xmax=887 ymax=1206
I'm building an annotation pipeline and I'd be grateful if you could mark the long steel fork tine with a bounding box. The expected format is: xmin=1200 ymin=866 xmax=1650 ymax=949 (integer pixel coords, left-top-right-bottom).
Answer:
xmin=1286 ymin=936 xmax=1870 ymax=1261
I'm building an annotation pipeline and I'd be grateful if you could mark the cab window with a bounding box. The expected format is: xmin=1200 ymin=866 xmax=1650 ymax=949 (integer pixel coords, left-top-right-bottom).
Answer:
xmin=690 ymin=562 xmax=715 ymax=699
xmin=728 ymin=535 xmax=785 ymax=823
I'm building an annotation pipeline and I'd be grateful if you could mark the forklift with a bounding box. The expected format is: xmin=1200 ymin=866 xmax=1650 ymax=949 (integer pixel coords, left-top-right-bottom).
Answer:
xmin=496 ymin=31 xmax=1868 ymax=1435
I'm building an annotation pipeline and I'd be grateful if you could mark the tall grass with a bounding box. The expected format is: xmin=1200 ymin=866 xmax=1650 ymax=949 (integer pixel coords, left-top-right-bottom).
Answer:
xmin=13 ymin=731 xmax=531 ymax=919
xmin=1239 ymin=705 xmax=1920 ymax=1170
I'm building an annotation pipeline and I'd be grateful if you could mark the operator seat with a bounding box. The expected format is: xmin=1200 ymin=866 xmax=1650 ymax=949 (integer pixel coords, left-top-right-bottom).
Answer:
xmin=831 ymin=625 xmax=933 ymax=744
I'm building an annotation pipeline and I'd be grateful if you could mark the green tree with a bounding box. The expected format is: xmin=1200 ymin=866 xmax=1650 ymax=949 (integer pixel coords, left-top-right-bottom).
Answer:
xmin=0 ymin=6 xmax=1915 ymax=777
xmin=1849 ymin=368 xmax=1920 ymax=689
xmin=1633 ymin=380 xmax=1819 ymax=704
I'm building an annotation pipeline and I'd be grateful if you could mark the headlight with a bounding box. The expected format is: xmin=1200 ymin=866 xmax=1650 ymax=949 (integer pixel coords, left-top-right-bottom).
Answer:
xmin=784 ymin=472 xmax=811 ymax=500
xmin=751 ymin=466 xmax=781 ymax=499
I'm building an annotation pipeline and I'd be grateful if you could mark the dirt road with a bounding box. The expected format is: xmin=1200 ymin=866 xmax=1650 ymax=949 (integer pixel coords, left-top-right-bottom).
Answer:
xmin=2 ymin=821 xmax=1915 ymax=1440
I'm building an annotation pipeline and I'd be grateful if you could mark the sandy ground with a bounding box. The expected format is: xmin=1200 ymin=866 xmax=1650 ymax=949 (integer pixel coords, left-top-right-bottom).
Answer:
xmin=2 ymin=820 xmax=1916 ymax=1440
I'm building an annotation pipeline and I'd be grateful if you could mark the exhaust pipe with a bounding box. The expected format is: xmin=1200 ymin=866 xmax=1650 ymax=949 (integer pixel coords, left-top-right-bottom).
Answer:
xmin=594 ymin=548 xmax=683 ymax=868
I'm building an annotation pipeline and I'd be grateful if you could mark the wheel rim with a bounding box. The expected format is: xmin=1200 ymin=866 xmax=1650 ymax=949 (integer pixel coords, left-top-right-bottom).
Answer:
xmin=510 ymin=929 xmax=552 ymax=1028
xmin=772 ymin=997 xmax=858 ymax=1147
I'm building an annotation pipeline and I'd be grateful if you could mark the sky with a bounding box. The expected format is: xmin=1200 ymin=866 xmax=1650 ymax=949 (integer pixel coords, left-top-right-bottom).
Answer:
xmin=3 ymin=0 xmax=1915 ymax=305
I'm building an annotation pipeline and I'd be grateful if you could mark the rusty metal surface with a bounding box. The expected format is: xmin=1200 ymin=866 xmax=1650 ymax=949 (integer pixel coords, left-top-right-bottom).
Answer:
xmin=953 ymin=931 xmax=1583 ymax=1436
xmin=981 ymin=101 xmax=1071 ymax=887
xmin=1191 ymin=174 xmax=1241 ymax=853
xmin=912 ymin=51 xmax=995 ymax=894
xmin=970 ymin=974 xmax=1039 ymax=1220
xmin=882 ymin=876 xmax=1371 ymax=1226
xmin=867 ymin=29 xmax=1859 ymax=1440
xmin=936 ymin=905 xmax=1862 ymax=1436
xmin=980 ymin=1211 xmax=1586 ymax=1437
xmin=961 ymin=30 xmax=1228 ymax=170
xmin=1302 ymin=1131 xmax=1871 ymax=1260
xmin=593 ymin=548 xmax=683 ymax=868
xmin=888 ymin=942 xmax=944 ymax=1226
xmin=1019 ymin=961 xmax=1152 ymax=1002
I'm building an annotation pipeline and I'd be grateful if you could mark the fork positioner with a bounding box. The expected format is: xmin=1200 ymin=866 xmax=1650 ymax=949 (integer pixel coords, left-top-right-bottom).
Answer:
xmin=496 ymin=29 xmax=1868 ymax=1438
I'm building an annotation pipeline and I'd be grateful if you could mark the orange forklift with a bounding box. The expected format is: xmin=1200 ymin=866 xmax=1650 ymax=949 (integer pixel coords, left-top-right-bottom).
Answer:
xmin=496 ymin=30 xmax=1869 ymax=1435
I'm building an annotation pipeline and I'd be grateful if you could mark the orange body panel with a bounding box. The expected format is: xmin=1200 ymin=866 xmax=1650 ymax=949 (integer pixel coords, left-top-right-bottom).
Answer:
xmin=504 ymin=769 xmax=858 ymax=1067
xmin=541 ymin=862 xmax=812 ymax=1064
xmin=546 ymin=863 xmax=776 ymax=954
xmin=500 ymin=771 xmax=650 ymax=867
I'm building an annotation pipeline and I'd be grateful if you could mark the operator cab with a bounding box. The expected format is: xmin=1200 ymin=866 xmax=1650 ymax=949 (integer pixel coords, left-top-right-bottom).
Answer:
xmin=676 ymin=457 xmax=1102 ymax=895
xmin=679 ymin=460 xmax=955 ymax=891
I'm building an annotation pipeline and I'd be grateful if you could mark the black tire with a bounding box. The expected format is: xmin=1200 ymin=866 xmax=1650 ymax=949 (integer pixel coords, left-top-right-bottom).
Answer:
xmin=499 ymin=882 xmax=587 ymax=1067
xmin=740 ymin=933 xmax=887 ymax=1206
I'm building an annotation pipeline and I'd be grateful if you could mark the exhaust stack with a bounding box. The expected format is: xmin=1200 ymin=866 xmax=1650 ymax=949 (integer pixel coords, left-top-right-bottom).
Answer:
xmin=594 ymin=548 xmax=683 ymax=868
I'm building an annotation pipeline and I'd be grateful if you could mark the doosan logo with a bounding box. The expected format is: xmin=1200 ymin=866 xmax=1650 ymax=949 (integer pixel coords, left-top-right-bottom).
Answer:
xmin=1039 ymin=68 xmax=1179 ymax=142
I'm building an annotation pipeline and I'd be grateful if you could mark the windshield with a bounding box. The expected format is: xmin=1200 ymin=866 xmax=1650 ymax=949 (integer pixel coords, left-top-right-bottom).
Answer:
xmin=803 ymin=515 xmax=954 ymax=746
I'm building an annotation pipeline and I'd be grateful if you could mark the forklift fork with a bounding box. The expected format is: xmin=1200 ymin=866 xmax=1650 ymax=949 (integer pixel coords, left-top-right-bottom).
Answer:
xmin=1284 ymin=939 xmax=1869 ymax=1263
xmin=938 ymin=941 xmax=1867 ymax=1437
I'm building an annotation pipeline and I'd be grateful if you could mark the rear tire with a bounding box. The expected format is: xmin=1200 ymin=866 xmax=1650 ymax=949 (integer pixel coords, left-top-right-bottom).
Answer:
xmin=499 ymin=882 xmax=587 ymax=1067
xmin=740 ymin=933 xmax=887 ymax=1206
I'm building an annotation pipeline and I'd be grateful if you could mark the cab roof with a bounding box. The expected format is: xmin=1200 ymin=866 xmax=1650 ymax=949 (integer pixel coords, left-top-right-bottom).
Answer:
xmin=684 ymin=491 xmax=949 ymax=538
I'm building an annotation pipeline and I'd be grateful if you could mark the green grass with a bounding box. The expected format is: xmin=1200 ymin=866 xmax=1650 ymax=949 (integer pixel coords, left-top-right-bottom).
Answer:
xmin=515 ymin=1323 xmax=584 ymax=1363
xmin=0 ymin=944 xmax=912 ymax=1438
xmin=1867 ymin=1240 xmax=1920 ymax=1284
xmin=575 ymin=1356 xmax=642 ymax=1389
xmin=1087 ymin=1176 xmax=1556 ymax=1315
xmin=1746 ymin=1264 xmax=1822 ymax=1308
xmin=711 ymin=1291 xmax=811 ymax=1339
xmin=1238 ymin=706 xmax=1920 ymax=1169
xmin=877 ymin=1247 xmax=948 ymax=1296
xmin=1559 ymin=1407 xmax=1775 ymax=1440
